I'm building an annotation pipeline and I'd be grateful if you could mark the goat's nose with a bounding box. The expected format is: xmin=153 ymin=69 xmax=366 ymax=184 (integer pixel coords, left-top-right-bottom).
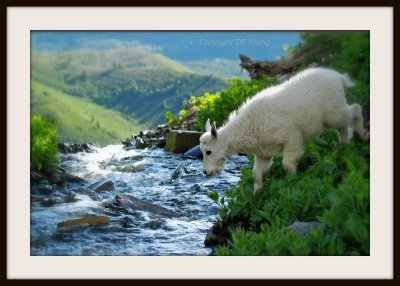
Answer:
xmin=203 ymin=170 xmax=207 ymax=175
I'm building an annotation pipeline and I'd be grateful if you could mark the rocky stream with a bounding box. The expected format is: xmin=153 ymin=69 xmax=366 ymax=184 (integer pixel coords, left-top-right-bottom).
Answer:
xmin=30 ymin=140 xmax=250 ymax=256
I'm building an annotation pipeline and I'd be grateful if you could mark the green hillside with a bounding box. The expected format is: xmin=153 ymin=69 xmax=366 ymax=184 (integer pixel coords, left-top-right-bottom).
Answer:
xmin=31 ymin=80 xmax=144 ymax=145
xmin=31 ymin=49 xmax=229 ymax=128
xmin=180 ymin=58 xmax=248 ymax=79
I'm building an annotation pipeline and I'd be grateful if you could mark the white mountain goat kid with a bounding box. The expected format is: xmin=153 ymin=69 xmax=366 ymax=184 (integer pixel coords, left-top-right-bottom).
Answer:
xmin=200 ymin=67 xmax=369 ymax=194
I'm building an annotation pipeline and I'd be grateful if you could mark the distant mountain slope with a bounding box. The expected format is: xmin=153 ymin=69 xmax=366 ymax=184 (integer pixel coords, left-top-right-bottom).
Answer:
xmin=180 ymin=58 xmax=249 ymax=79
xmin=31 ymin=80 xmax=145 ymax=145
xmin=31 ymin=49 xmax=229 ymax=128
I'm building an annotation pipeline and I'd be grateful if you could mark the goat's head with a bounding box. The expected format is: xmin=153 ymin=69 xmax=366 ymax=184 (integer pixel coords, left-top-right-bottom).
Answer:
xmin=200 ymin=119 xmax=227 ymax=177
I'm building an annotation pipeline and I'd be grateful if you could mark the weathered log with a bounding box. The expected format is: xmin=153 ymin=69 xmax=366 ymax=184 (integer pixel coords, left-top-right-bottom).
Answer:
xmin=239 ymin=46 xmax=320 ymax=79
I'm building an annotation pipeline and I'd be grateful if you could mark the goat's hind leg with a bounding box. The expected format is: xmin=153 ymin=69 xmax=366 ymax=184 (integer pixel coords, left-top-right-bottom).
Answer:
xmin=351 ymin=103 xmax=369 ymax=141
xmin=253 ymin=155 xmax=272 ymax=194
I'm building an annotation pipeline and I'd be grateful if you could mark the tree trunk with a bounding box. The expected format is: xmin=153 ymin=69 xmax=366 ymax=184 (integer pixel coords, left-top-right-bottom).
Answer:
xmin=239 ymin=46 xmax=320 ymax=79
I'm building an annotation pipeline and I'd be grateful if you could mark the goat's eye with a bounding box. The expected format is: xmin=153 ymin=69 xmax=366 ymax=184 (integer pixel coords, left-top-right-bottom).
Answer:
xmin=206 ymin=151 xmax=212 ymax=155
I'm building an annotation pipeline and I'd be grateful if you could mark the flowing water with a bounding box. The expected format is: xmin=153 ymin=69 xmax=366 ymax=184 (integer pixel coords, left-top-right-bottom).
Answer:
xmin=30 ymin=144 xmax=250 ymax=256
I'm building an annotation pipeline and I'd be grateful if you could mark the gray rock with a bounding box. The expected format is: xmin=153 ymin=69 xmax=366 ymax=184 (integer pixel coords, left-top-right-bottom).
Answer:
xmin=40 ymin=198 xmax=59 ymax=207
xmin=66 ymin=173 xmax=84 ymax=182
xmin=117 ymin=162 xmax=147 ymax=173
xmin=170 ymin=162 xmax=185 ymax=182
xmin=47 ymin=168 xmax=67 ymax=185
xmin=120 ymin=216 xmax=136 ymax=228
xmin=135 ymin=137 xmax=146 ymax=149
xmin=116 ymin=194 xmax=180 ymax=218
xmin=183 ymin=144 xmax=203 ymax=159
xmin=164 ymin=130 xmax=202 ymax=153
xmin=58 ymin=143 xmax=94 ymax=154
xmin=286 ymin=221 xmax=326 ymax=237
xmin=63 ymin=193 xmax=78 ymax=203
xmin=145 ymin=220 xmax=163 ymax=229
xmin=36 ymin=185 xmax=53 ymax=195
xmin=182 ymin=100 xmax=193 ymax=110
xmin=87 ymin=179 xmax=115 ymax=192
xmin=30 ymin=170 xmax=45 ymax=182
xmin=121 ymin=138 xmax=132 ymax=147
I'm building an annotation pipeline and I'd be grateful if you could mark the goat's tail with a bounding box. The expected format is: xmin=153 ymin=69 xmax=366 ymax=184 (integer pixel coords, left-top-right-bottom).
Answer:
xmin=341 ymin=73 xmax=355 ymax=88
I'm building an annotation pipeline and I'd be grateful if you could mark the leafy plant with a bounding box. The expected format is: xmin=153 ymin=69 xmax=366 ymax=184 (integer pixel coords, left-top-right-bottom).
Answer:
xmin=292 ymin=32 xmax=370 ymax=106
xmin=30 ymin=115 xmax=59 ymax=171
xmin=209 ymin=130 xmax=370 ymax=256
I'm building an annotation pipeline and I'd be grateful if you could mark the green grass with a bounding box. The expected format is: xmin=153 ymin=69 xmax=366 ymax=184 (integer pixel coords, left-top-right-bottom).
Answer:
xmin=197 ymin=31 xmax=370 ymax=255
xmin=31 ymin=49 xmax=229 ymax=129
xmin=31 ymin=80 xmax=145 ymax=145
xmin=30 ymin=115 xmax=58 ymax=171
xmin=208 ymin=130 xmax=370 ymax=256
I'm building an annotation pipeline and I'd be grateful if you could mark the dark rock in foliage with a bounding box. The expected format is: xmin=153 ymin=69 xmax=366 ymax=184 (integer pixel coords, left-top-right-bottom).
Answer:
xmin=116 ymin=194 xmax=180 ymax=218
xmin=58 ymin=142 xmax=94 ymax=154
xmin=286 ymin=221 xmax=326 ymax=237
xmin=30 ymin=170 xmax=45 ymax=182
xmin=164 ymin=130 xmax=202 ymax=153
xmin=183 ymin=144 xmax=203 ymax=159
xmin=87 ymin=179 xmax=115 ymax=192
xmin=204 ymin=221 xmax=240 ymax=247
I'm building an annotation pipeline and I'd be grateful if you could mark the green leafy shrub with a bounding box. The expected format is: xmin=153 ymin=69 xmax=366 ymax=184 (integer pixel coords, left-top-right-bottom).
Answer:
xmin=293 ymin=32 xmax=370 ymax=106
xmin=208 ymin=130 xmax=370 ymax=255
xmin=193 ymin=76 xmax=277 ymax=131
xmin=164 ymin=76 xmax=277 ymax=131
xmin=30 ymin=115 xmax=59 ymax=171
xmin=164 ymin=110 xmax=186 ymax=126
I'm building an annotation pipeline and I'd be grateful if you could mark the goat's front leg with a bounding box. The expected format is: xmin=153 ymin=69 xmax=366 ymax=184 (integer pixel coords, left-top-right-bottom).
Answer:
xmin=252 ymin=155 xmax=272 ymax=194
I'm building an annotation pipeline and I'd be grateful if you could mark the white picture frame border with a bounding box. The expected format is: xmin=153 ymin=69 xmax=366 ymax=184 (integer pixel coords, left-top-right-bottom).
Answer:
xmin=7 ymin=6 xmax=393 ymax=279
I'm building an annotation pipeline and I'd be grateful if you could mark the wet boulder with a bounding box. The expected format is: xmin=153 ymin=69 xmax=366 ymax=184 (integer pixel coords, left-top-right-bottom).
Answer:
xmin=57 ymin=216 xmax=110 ymax=228
xmin=204 ymin=221 xmax=240 ymax=247
xmin=117 ymin=161 xmax=147 ymax=173
xmin=121 ymin=138 xmax=133 ymax=147
xmin=66 ymin=173 xmax=84 ymax=183
xmin=46 ymin=168 xmax=67 ymax=185
xmin=40 ymin=198 xmax=60 ymax=207
xmin=87 ymin=179 xmax=115 ymax=192
xmin=58 ymin=143 xmax=95 ymax=154
xmin=30 ymin=170 xmax=46 ymax=182
xmin=34 ymin=184 xmax=53 ymax=195
xmin=135 ymin=137 xmax=146 ymax=149
xmin=164 ymin=130 xmax=202 ymax=153
xmin=116 ymin=194 xmax=180 ymax=218
xmin=183 ymin=144 xmax=203 ymax=159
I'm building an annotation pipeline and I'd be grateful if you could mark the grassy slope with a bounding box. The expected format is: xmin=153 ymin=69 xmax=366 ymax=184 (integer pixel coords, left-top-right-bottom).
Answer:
xmin=31 ymin=80 xmax=144 ymax=145
xmin=31 ymin=49 xmax=229 ymax=128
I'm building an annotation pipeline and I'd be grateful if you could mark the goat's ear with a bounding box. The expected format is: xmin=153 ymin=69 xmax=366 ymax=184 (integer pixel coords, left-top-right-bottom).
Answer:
xmin=205 ymin=118 xmax=211 ymax=132
xmin=211 ymin=121 xmax=218 ymax=139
